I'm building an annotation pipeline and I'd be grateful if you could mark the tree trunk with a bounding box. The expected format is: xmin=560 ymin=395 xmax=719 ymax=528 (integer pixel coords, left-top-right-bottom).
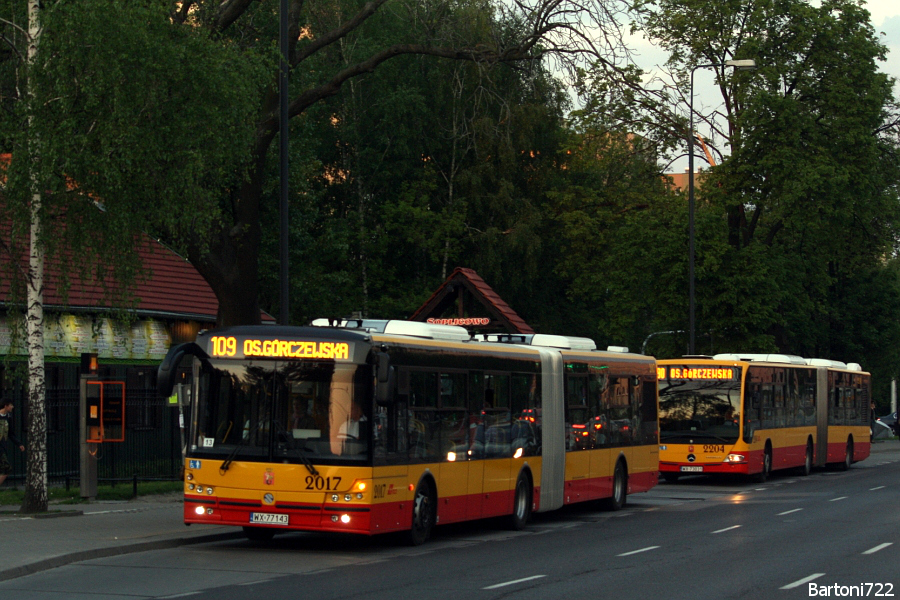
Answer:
xmin=23 ymin=199 xmax=47 ymax=513
xmin=22 ymin=0 xmax=48 ymax=514
xmin=188 ymin=160 xmax=266 ymax=327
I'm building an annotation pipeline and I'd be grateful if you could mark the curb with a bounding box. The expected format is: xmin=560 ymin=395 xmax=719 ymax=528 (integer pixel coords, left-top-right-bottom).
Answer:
xmin=0 ymin=531 xmax=243 ymax=583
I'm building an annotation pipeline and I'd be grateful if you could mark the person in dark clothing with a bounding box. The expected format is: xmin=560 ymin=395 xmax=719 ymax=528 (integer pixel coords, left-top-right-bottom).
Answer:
xmin=0 ymin=399 xmax=25 ymax=486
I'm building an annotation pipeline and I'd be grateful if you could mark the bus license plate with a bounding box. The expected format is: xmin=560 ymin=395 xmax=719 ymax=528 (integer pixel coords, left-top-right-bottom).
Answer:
xmin=680 ymin=466 xmax=703 ymax=472
xmin=250 ymin=512 xmax=289 ymax=525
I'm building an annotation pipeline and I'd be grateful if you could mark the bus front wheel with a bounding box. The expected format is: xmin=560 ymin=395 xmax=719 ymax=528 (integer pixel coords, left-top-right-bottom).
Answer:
xmin=755 ymin=446 xmax=772 ymax=483
xmin=408 ymin=480 xmax=436 ymax=546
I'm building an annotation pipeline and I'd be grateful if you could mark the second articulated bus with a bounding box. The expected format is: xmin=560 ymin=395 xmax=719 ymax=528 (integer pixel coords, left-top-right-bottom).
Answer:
xmin=657 ymin=354 xmax=870 ymax=482
xmin=157 ymin=320 xmax=659 ymax=544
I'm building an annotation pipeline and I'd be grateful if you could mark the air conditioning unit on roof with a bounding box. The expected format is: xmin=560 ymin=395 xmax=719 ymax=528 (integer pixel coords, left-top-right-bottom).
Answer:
xmin=713 ymin=353 xmax=806 ymax=364
xmin=381 ymin=320 xmax=471 ymax=341
xmin=310 ymin=318 xmax=470 ymax=341
xmin=805 ymin=358 xmax=849 ymax=369
xmin=530 ymin=334 xmax=597 ymax=351
xmin=473 ymin=333 xmax=597 ymax=350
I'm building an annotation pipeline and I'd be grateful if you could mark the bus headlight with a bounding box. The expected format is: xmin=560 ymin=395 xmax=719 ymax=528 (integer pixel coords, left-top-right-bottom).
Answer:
xmin=724 ymin=454 xmax=746 ymax=463
xmin=194 ymin=506 xmax=205 ymax=515
xmin=340 ymin=514 xmax=351 ymax=524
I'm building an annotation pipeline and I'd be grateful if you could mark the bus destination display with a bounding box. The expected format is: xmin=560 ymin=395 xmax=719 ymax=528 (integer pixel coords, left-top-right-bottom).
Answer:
xmin=657 ymin=366 xmax=738 ymax=381
xmin=209 ymin=335 xmax=350 ymax=360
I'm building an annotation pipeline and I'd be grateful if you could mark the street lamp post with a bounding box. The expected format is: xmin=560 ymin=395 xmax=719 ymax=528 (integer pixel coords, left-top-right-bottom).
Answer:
xmin=687 ymin=58 xmax=756 ymax=355
xmin=279 ymin=0 xmax=290 ymax=326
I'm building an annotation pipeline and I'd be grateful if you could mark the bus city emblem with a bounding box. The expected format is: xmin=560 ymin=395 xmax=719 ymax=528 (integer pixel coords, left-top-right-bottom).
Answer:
xmin=688 ymin=445 xmax=694 ymax=453
xmin=264 ymin=470 xmax=275 ymax=485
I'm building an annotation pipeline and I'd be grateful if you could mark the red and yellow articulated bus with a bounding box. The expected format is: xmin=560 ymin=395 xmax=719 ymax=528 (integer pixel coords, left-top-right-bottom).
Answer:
xmin=657 ymin=354 xmax=871 ymax=482
xmin=157 ymin=320 xmax=658 ymax=544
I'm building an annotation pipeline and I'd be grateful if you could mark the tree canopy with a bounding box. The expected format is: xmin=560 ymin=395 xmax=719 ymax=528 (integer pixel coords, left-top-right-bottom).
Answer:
xmin=2 ymin=0 xmax=900 ymax=406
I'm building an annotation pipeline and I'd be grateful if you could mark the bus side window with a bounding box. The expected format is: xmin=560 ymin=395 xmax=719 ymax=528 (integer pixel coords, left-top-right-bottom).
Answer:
xmin=439 ymin=372 xmax=467 ymax=460
xmin=484 ymin=374 xmax=511 ymax=458
xmin=511 ymin=373 xmax=539 ymax=456
xmin=589 ymin=372 xmax=610 ymax=449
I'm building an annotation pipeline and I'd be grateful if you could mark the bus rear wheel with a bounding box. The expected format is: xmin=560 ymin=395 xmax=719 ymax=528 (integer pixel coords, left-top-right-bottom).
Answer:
xmin=603 ymin=460 xmax=627 ymax=511
xmin=508 ymin=472 xmax=533 ymax=530
xmin=408 ymin=481 xmax=436 ymax=546
xmin=838 ymin=439 xmax=853 ymax=471
xmin=800 ymin=440 xmax=813 ymax=476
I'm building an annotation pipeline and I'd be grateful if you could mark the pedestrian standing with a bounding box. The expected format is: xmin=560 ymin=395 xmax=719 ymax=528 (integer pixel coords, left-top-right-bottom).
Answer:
xmin=0 ymin=399 xmax=25 ymax=487
xmin=870 ymin=401 xmax=877 ymax=442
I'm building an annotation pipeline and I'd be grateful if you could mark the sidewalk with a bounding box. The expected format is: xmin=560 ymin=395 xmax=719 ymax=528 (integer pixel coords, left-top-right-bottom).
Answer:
xmin=1 ymin=440 xmax=897 ymax=582
xmin=0 ymin=492 xmax=240 ymax=582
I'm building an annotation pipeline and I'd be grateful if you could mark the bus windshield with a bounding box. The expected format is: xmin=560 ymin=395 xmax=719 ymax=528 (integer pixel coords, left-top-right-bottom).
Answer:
xmin=191 ymin=358 xmax=371 ymax=465
xmin=658 ymin=379 xmax=742 ymax=444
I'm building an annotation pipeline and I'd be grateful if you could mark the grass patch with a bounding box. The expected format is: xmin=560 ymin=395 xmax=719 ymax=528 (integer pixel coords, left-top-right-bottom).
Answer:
xmin=0 ymin=480 xmax=183 ymax=506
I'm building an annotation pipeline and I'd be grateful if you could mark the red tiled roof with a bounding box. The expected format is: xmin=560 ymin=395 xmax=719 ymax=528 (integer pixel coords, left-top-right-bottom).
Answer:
xmin=0 ymin=152 xmax=272 ymax=323
xmin=410 ymin=267 xmax=534 ymax=334
xmin=0 ymin=228 xmax=217 ymax=322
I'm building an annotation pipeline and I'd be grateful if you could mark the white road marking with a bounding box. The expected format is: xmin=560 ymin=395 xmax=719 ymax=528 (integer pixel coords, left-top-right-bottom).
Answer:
xmin=863 ymin=543 xmax=893 ymax=555
xmin=829 ymin=496 xmax=847 ymax=502
xmin=777 ymin=508 xmax=803 ymax=516
xmin=483 ymin=575 xmax=547 ymax=589
xmin=781 ymin=573 xmax=825 ymax=589
xmin=711 ymin=525 xmax=741 ymax=534
xmin=617 ymin=546 xmax=660 ymax=557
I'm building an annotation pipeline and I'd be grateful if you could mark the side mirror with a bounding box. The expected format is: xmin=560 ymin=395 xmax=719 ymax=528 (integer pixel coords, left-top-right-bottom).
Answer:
xmin=157 ymin=342 xmax=207 ymax=397
xmin=375 ymin=352 xmax=395 ymax=406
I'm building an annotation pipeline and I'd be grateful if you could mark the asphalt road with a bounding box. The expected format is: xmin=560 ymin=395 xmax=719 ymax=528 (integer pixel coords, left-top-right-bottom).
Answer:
xmin=3 ymin=445 xmax=899 ymax=600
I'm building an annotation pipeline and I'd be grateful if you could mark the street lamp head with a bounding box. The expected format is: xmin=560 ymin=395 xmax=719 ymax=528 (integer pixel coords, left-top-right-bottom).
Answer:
xmin=725 ymin=59 xmax=757 ymax=70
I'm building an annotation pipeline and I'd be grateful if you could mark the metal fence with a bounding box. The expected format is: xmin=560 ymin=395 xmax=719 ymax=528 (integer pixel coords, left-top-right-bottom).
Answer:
xmin=4 ymin=387 xmax=182 ymax=487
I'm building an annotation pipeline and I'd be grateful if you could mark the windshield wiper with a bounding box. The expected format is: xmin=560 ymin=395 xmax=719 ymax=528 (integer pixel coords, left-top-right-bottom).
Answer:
xmin=274 ymin=422 xmax=319 ymax=476
xmin=220 ymin=419 xmax=262 ymax=474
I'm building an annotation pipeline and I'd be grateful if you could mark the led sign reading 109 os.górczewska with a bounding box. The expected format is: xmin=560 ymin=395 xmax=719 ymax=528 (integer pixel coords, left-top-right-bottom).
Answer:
xmin=658 ymin=366 xmax=737 ymax=381
xmin=209 ymin=336 xmax=350 ymax=360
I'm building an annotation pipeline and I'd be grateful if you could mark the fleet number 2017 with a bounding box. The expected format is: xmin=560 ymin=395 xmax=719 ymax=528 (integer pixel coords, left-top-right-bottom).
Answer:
xmin=305 ymin=475 xmax=341 ymax=491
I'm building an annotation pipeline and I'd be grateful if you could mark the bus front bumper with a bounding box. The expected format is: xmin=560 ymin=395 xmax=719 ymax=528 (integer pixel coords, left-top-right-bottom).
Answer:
xmin=184 ymin=494 xmax=374 ymax=535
